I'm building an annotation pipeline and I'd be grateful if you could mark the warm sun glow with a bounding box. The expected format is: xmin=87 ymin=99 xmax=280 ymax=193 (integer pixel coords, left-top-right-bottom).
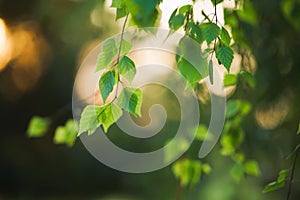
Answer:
xmin=0 ymin=18 xmax=12 ymax=72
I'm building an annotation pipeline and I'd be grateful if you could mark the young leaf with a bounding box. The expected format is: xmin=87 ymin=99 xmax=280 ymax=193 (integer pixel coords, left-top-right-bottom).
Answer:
xmin=111 ymin=0 xmax=123 ymax=8
xmin=243 ymin=160 xmax=260 ymax=176
xmin=116 ymin=7 xmax=127 ymax=20
xmin=54 ymin=119 xmax=77 ymax=147
xmin=78 ymin=105 xmax=103 ymax=136
xmin=99 ymin=70 xmax=117 ymax=103
xmin=27 ymin=116 xmax=49 ymax=137
xmin=239 ymin=71 xmax=256 ymax=88
xmin=98 ymin=103 xmax=122 ymax=132
xmin=224 ymin=74 xmax=237 ymax=87
xmin=201 ymin=23 xmax=221 ymax=44
xmin=216 ymin=45 xmax=234 ymax=72
xmin=169 ymin=14 xmax=185 ymax=30
xmin=263 ymin=169 xmax=289 ymax=193
xmin=208 ymin=60 xmax=214 ymax=85
xmin=117 ymin=87 xmax=143 ymax=117
xmin=177 ymin=57 xmax=202 ymax=88
xmin=118 ymin=39 xmax=132 ymax=56
xmin=220 ymin=27 xmax=231 ymax=46
xmin=117 ymin=56 xmax=136 ymax=83
xmin=96 ymin=39 xmax=118 ymax=71
xmin=178 ymin=4 xmax=191 ymax=14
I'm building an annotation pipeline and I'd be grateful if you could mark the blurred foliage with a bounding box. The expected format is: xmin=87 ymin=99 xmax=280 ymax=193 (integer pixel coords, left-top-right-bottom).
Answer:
xmin=0 ymin=0 xmax=300 ymax=199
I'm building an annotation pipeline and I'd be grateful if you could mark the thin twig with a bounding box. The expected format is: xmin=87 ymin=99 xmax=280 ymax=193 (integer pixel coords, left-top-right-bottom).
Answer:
xmin=286 ymin=144 xmax=300 ymax=200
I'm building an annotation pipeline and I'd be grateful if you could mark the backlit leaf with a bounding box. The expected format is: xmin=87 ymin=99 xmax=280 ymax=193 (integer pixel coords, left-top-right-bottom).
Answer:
xmin=216 ymin=45 xmax=234 ymax=71
xmin=117 ymin=87 xmax=143 ymax=117
xmin=117 ymin=56 xmax=136 ymax=83
xmin=224 ymin=74 xmax=237 ymax=87
xmin=27 ymin=116 xmax=49 ymax=138
xmin=99 ymin=70 xmax=117 ymax=103
xmin=201 ymin=23 xmax=221 ymax=44
xmin=220 ymin=27 xmax=231 ymax=46
xmin=54 ymin=119 xmax=77 ymax=147
xmin=96 ymin=39 xmax=118 ymax=71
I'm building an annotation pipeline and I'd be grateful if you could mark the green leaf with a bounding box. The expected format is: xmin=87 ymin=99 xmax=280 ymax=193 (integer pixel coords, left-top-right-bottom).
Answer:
xmin=239 ymin=71 xmax=256 ymax=88
xmin=54 ymin=119 xmax=77 ymax=147
xmin=297 ymin=122 xmax=300 ymax=134
xmin=117 ymin=87 xmax=143 ymax=117
xmin=111 ymin=0 xmax=123 ymax=8
xmin=116 ymin=7 xmax=127 ymax=20
xmin=208 ymin=60 xmax=214 ymax=85
xmin=237 ymin=0 xmax=257 ymax=26
xmin=202 ymin=163 xmax=212 ymax=174
xmin=78 ymin=105 xmax=102 ymax=135
xmin=96 ymin=39 xmax=118 ymax=71
xmin=118 ymin=39 xmax=132 ymax=56
xmin=220 ymin=27 xmax=231 ymax=46
xmin=224 ymin=74 xmax=237 ymax=87
xmin=179 ymin=4 xmax=191 ymax=14
xmin=187 ymin=22 xmax=203 ymax=43
xmin=99 ymin=70 xmax=117 ymax=103
xmin=244 ymin=160 xmax=260 ymax=176
xmin=263 ymin=169 xmax=289 ymax=193
xmin=230 ymin=163 xmax=244 ymax=182
xmin=98 ymin=103 xmax=122 ymax=132
xmin=216 ymin=45 xmax=234 ymax=71
xmin=226 ymin=100 xmax=240 ymax=119
xmin=172 ymin=159 xmax=202 ymax=188
xmin=27 ymin=116 xmax=49 ymax=138
xmin=117 ymin=56 xmax=136 ymax=83
xmin=201 ymin=23 xmax=221 ymax=44
xmin=177 ymin=57 xmax=202 ymax=88
xmin=169 ymin=14 xmax=185 ymax=30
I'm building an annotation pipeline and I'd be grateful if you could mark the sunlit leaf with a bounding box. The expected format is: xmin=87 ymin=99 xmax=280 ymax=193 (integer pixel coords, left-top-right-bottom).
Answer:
xmin=244 ymin=160 xmax=260 ymax=176
xmin=263 ymin=169 xmax=289 ymax=193
xmin=111 ymin=0 xmax=123 ymax=8
xmin=220 ymin=27 xmax=231 ymax=46
xmin=96 ymin=38 xmax=118 ymax=71
xmin=177 ymin=57 xmax=202 ymax=88
xmin=99 ymin=70 xmax=117 ymax=103
xmin=117 ymin=87 xmax=143 ymax=117
xmin=230 ymin=163 xmax=244 ymax=182
xmin=116 ymin=7 xmax=127 ymax=20
xmin=54 ymin=119 xmax=77 ymax=147
xmin=179 ymin=4 xmax=191 ymax=14
xmin=169 ymin=14 xmax=185 ymax=30
xmin=117 ymin=56 xmax=136 ymax=83
xmin=172 ymin=159 xmax=202 ymax=188
xmin=27 ymin=116 xmax=49 ymax=138
xmin=98 ymin=103 xmax=122 ymax=132
xmin=202 ymin=163 xmax=212 ymax=174
xmin=78 ymin=105 xmax=103 ymax=135
xmin=216 ymin=45 xmax=234 ymax=72
xmin=201 ymin=23 xmax=221 ymax=44
xmin=224 ymin=74 xmax=237 ymax=87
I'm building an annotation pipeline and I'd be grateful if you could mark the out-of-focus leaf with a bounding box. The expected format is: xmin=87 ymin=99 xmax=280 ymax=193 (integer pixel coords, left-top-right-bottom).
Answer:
xmin=172 ymin=159 xmax=202 ymax=188
xmin=244 ymin=160 xmax=260 ymax=176
xmin=210 ymin=0 xmax=224 ymax=5
xmin=117 ymin=87 xmax=143 ymax=117
xmin=230 ymin=163 xmax=244 ymax=182
xmin=239 ymin=71 xmax=256 ymax=88
xmin=237 ymin=0 xmax=257 ymax=26
xmin=297 ymin=122 xmax=300 ymax=134
xmin=54 ymin=119 xmax=77 ymax=147
xmin=224 ymin=74 xmax=237 ymax=87
xmin=27 ymin=116 xmax=49 ymax=138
